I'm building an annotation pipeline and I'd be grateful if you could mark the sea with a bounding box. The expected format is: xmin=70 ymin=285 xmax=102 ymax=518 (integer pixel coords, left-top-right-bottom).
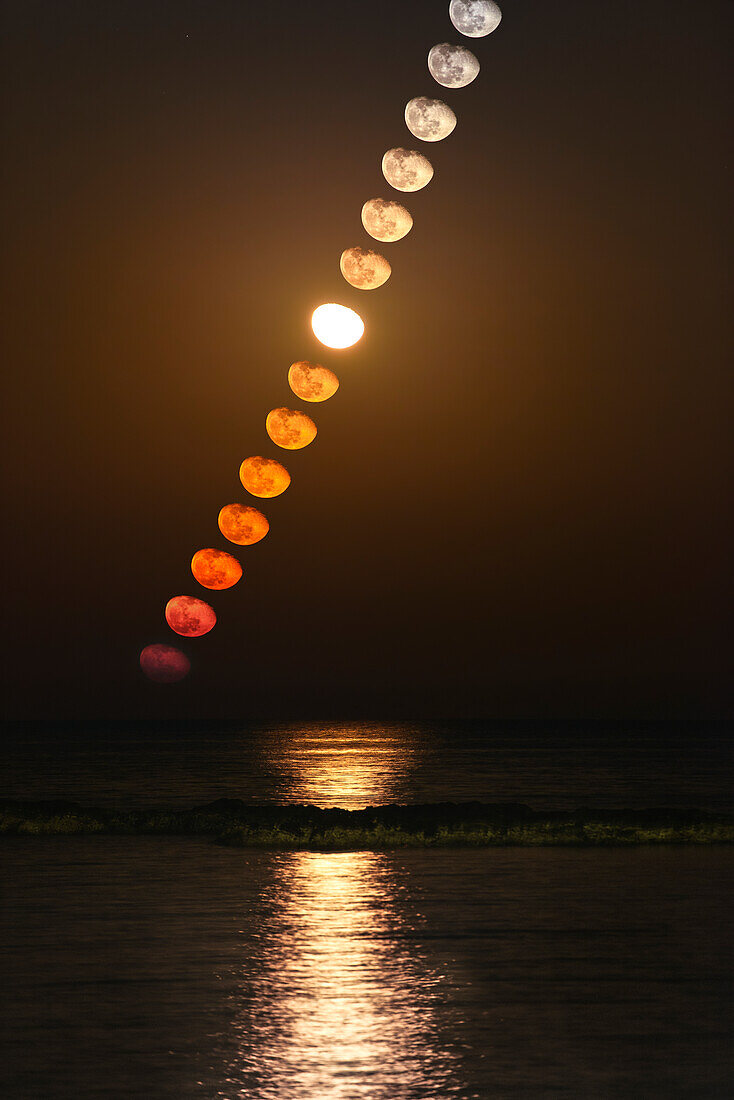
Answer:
xmin=1 ymin=720 xmax=732 ymax=1098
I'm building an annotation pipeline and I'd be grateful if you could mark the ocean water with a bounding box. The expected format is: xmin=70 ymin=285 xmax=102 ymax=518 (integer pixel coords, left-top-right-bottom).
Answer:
xmin=2 ymin=722 xmax=732 ymax=1097
xmin=1 ymin=840 xmax=731 ymax=1098
xmin=2 ymin=720 xmax=732 ymax=811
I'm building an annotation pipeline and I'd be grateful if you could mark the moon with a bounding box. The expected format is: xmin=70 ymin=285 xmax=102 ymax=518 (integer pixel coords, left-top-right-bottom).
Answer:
xmin=311 ymin=303 xmax=365 ymax=349
xmin=165 ymin=596 xmax=216 ymax=638
xmin=191 ymin=548 xmax=242 ymax=590
xmin=218 ymin=503 xmax=269 ymax=545
xmin=288 ymin=360 xmax=339 ymax=402
xmin=405 ymin=97 xmax=457 ymax=142
xmin=428 ymin=43 xmax=480 ymax=88
xmin=340 ymin=246 xmax=391 ymax=290
xmin=239 ymin=455 xmax=291 ymax=498
xmin=140 ymin=643 xmax=190 ymax=683
xmin=449 ymin=0 xmax=502 ymax=37
xmin=382 ymin=147 xmax=434 ymax=192
xmin=266 ymin=407 xmax=317 ymax=449
xmin=361 ymin=199 xmax=413 ymax=243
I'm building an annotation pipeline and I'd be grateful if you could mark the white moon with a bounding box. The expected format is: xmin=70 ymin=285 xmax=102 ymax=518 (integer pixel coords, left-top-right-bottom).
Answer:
xmin=428 ymin=43 xmax=480 ymax=89
xmin=361 ymin=199 xmax=413 ymax=243
xmin=311 ymin=303 xmax=364 ymax=349
xmin=449 ymin=0 xmax=502 ymax=37
xmin=382 ymin=147 xmax=434 ymax=192
xmin=340 ymin=247 xmax=391 ymax=290
xmin=405 ymin=96 xmax=457 ymax=142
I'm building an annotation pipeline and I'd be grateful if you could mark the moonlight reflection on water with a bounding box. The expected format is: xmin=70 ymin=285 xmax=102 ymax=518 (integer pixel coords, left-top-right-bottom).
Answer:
xmin=222 ymin=852 xmax=459 ymax=1099
xmin=259 ymin=723 xmax=421 ymax=808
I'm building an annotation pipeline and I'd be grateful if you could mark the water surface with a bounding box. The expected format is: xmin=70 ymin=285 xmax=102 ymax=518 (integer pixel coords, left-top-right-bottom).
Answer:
xmin=4 ymin=720 xmax=731 ymax=810
xmin=1 ymin=840 xmax=731 ymax=1098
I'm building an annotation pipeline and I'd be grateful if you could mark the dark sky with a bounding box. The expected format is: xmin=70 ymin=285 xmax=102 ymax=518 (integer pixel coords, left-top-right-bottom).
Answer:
xmin=1 ymin=0 xmax=731 ymax=721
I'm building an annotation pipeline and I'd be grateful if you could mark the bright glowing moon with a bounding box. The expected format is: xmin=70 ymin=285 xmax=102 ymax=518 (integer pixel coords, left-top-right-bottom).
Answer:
xmin=449 ymin=0 xmax=502 ymax=37
xmin=311 ymin=303 xmax=364 ymax=349
xmin=191 ymin=548 xmax=242 ymax=590
xmin=340 ymin=247 xmax=391 ymax=290
xmin=239 ymin=456 xmax=291 ymax=498
xmin=361 ymin=198 xmax=413 ymax=243
xmin=288 ymin=361 xmax=339 ymax=402
xmin=165 ymin=596 xmax=216 ymax=638
xmin=428 ymin=43 xmax=480 ymax=88
xmin=218 ymin=503 xmax=269 ymax=546
xmin=382 ymin=147 xmax=434 ymax=192
xmin=140 ymin=643 xmax=190 ymax=683
xmin=266 ymin=407 xmax=317 ymax=449
xmin=405 ymin=96 xmax=457 ymax=142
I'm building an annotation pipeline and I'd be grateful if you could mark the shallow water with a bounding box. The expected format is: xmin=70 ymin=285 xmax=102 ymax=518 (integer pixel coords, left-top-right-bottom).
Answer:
xmin=3 ymin=720 xmax=732 ymax=810
xmin=1 ymin=840 xmax=731 ymax=1098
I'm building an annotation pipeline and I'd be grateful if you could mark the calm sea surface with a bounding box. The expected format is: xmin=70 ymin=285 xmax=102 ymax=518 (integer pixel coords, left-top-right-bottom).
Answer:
xmin=2 ymin=720 xmax=732 ymax=810
xmin=1 ymin=841 xmax=732 ymax=1098
xmin=2 ymin=722 xmax=732 ymax=1098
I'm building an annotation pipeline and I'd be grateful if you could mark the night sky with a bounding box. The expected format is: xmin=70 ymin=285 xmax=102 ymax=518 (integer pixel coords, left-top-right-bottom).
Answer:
xmin=1 ymin=0 xmax=731 ymax=721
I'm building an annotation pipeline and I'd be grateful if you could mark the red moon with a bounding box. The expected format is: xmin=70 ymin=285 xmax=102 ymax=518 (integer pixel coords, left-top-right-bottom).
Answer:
xmin=191 ymin=548 xmax=242 ymax=590
xmin=165 ymin=596 xmax=217 ymax=637
xmin=140 ymin=643 xmax=190 ymax=683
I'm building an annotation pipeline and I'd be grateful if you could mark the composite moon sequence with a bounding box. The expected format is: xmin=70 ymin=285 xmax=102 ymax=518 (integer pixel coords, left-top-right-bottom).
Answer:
xmin=140 ymin=1 xmax=500 ymax=681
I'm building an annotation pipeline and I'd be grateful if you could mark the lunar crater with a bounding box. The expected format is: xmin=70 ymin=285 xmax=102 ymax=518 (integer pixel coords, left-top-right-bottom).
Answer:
xmin=449 ymin=0 xmax=502 ymax=38
xmin=428 ymin=42 xmax=480 ymax=88
xmin=340 ymin=246 xmax=391 ymax=290
xmin=382 ymin=147 xmax=434 ymax=192
xmin=361 ymin=198 xmax=413 ymax=243
xmin=266 ymin=407 xmax=317 ymax=450
xmin=288 ymin=361 xmax=339 ymax=402
xmin=405 ymin=96 xmax=457 ymax=142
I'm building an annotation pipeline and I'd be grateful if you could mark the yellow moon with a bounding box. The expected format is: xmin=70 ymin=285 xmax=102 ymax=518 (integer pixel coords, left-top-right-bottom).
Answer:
xmin=218 ymin=504 xmax=269 ymax=545
xmin=340 ymin=247 xmax=391 ymax=290
xmin=382 ymin=147 xmax=434 ymax=192
xmin=266 ymin=407 xmax=317 ymax=449
xmin=361 ymin=199 xmax=413 ymax=243
xmin=191 ymin=548 xmax=242 ymax=590
xmin=288 ymin=361 xmax=339 ymax=402
xmin=311 ymin=303 xmax=365 ymax=349
xmin=239 ymin=455 xmax=291 ymax=498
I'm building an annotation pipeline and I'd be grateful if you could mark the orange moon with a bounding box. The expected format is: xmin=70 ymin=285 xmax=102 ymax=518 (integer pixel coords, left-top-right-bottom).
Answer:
xmin=288 ymin=361 xmax=339 ymax=402
xmin=140 ymin=643 xmax=190 ymax=683
xmin=266 ymin=407 xmax=317 ymax=449
xmin=239 ymin=456 xmax=291 ymax=498
xmin=165 ymin=596 xmax=217 ymax=637
xmin=191 ymin=548 xmax=242 ymax=590
xmin=218 ymin=503 xmax=269 ymax=546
